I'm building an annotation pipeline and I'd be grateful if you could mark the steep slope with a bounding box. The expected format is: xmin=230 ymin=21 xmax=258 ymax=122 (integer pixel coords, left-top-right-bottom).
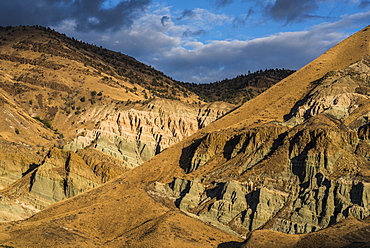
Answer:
xmin=0 ymin=25 xmax=201 ymax=142
xmin=0 ymin=26 xmax=237 ymax=221
xmin=206 ymin=25 xmax=370 ymax=132
xmin=0 ymin=99 xmax=233 ymax=221
xmin=0 ymin=86 xmax=54 ymax=194
xmin=0 ymin=86 xmax=54 ymax=147
xmin=0 ymin=26 xmax=369 ymax=247
xmin=0 ymin=147 xmax=129 ymax=221
xmin=0 ymin=26 xmax=197 ymax=102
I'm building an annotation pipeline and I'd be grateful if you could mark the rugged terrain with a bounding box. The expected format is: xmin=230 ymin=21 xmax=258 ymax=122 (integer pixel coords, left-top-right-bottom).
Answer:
xmin=0 ymin=25 xmax=369 ymax=247
xmin=0 ymin=26 xmax=293 ymax=222
xmin=0 ymin=26 xmax=236 ymax=221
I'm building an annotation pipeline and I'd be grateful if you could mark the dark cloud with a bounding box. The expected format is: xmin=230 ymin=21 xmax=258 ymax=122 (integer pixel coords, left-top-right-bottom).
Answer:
xmin=177 ymin=9 xmax=196 ymax=20
xmin=215 ymin=0 xmax=234 ymax=8
xmin=246 ymin=7 xmax=255 ymax=18
xmin=73 ymin=0 xmax=151 ymax=32
xmin=0 ymin=0 xmax=69 ymax=27
xmin=183 ymin=29 xmax=207 ymax=37
xmin=232 ymin=7 xmax=254 ymax=27
xmin=161 ymin=16 xmax=170 ymax=26
xmin=245 ymin=0 xmax=327 ymax=24
xmin=0 ymin=0 xmax=151 ymax=31
xmin=265 ymin=0 xmax=321 ymax=23
xmin=360 ymin=1 xmax=370 ymax=8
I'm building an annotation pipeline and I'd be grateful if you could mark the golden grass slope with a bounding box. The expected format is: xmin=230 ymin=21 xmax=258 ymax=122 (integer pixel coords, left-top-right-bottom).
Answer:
xmin=0 ymin=26 xmax=203 ymax=144
xmin=0 ymin=87 xmax=54 ymax=147
xmin=0 ymin=26 xmax=369 ymax=247
xmin=207 ymin=25 xmax=370 ymax=132
xmin=0 ymin=25 xmax=236 ymax=225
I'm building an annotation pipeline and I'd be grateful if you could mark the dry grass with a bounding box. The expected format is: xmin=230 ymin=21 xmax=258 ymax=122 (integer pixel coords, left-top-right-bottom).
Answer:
xmin=0 ymin=25 xmax=369 ymax=247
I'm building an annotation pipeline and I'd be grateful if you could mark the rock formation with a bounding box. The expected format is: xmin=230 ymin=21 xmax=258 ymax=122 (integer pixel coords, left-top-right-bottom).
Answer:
xmin=1 ymin=25 xmax=370 ymax=247
xmin=150 ymin=55 xmax=370 ymax=238
xmin=64 ymin=99 xmax=235 ymax=167
xmin=0 ymin=147 xmax=129 ymax=221
xmin=0 ymin=26 xmax=235 ymax=221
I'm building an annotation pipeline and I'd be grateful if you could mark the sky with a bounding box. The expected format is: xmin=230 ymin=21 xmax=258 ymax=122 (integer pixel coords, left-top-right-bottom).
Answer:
xmin=0 ymin=1 xmax=369 ymax=83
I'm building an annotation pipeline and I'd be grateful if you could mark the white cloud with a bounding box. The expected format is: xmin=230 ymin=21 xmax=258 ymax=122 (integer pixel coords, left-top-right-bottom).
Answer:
xmin=151 ymin=13 xmax=370 ymax=83
xmin=53 ymin=6 xmax=370 ymax=83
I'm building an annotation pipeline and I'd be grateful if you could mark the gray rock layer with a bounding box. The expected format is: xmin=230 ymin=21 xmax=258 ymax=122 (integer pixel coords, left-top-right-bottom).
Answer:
xmin=159 ymin=59 xmax=370 ymax=236
xmin=64 ymin=99 xmax=235 ymax=167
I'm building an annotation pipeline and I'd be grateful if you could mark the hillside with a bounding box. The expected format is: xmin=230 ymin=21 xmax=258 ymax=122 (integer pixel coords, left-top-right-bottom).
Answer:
xmin=0 ymin=25 xmax=243 ymax=221
xmin=0 ymin=25 xmax=290 ymax=222
xmin=0 ymin=26 xmax=197 ymax=100
xmin=0 ymin=25 xmax=200 ymax=146
xmin=0 ymin=25 xmax=369 ymax=247
xmin=180 ymin=68 xmax=295 ymax=104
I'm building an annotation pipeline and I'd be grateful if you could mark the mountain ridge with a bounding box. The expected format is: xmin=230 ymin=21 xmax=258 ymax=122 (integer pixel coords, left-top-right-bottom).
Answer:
xmin=181 ymin=68 xmax=295 ymax=104
xmin=203 ymin=25 xmax=370 ymax=133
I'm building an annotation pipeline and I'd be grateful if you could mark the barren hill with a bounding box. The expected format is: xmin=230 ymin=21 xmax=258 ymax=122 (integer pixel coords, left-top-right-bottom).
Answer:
xmin=0 ymin=25 xmax=369 ymax=247
xmin=0 ymin=25 xmax=200 ymax=142
xmin=0 ymin=26 xmax=241 ymax=221
xmin=0 ymin=26 xmax=293 ymax=222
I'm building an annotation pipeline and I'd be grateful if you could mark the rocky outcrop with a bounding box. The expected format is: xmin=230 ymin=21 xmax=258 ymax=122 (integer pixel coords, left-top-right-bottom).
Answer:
xmin=169 ymin=178 xmax=289 ymax=234
xmin=0 ymin=26 xmax=235 ymax=215
xmin=0 ymin=140 xmax=44 ymax=190
xmin=144 ymin=58 xmax=370 ymax=237
xmin=274 ymin=179 xmax=370 ymax=234
xmin=286 ymin=57 xmax=370 ymax=124
xmin=64 ymin=99 xmax=235 ymax=167
xmin=1 ymin=25 xmax=370 ymax=248
xmin=162 ymin=114 xmax=370 ymax=236
xmin=0 ymin=147 xmax=129 ymax=221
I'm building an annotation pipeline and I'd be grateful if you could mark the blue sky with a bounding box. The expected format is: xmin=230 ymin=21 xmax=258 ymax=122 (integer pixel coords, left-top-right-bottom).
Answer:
xmin=1 ymin=1 xmax=370 ymax=83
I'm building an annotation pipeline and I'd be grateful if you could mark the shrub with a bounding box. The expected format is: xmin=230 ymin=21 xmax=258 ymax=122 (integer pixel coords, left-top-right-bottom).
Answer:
xmin=33 ymin=117 xmax=52 ymax=129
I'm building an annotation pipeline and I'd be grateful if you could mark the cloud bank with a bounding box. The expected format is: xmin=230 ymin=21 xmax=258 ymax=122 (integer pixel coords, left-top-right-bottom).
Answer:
xmin=0 ymin=0 xmax=151 ymax=31
xmin=266 ymin=0 xmax=322 ymax=23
